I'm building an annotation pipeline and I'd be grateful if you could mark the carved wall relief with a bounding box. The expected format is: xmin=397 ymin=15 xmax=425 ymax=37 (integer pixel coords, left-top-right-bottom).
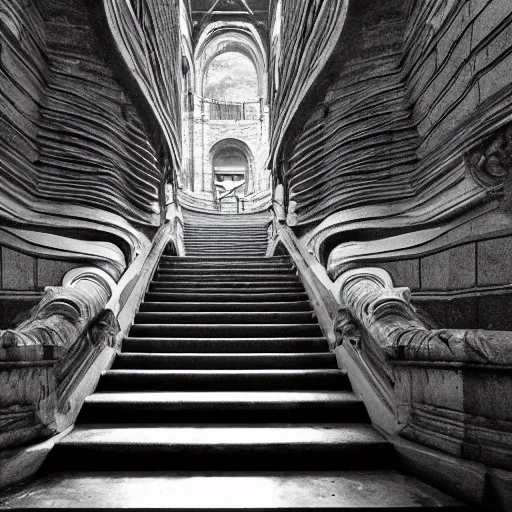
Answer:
xmin=466 ymin=123 xmax=512 ymax=192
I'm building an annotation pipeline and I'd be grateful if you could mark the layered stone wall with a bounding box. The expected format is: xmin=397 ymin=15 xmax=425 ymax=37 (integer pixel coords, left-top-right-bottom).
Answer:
xmin=270 ymin=0 xmax=512 ymax=299
xmin=284 ymin=2 xmax=416 ymax=227
xmin=406 ymin=0 xmax=512 ymax=160
xmin=0 ymin=0 xmax=183 ymax=286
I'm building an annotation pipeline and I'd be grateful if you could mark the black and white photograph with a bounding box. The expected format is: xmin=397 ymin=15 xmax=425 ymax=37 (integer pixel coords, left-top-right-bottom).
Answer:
xmin=0 ymin=0 xmax=511 ymax=509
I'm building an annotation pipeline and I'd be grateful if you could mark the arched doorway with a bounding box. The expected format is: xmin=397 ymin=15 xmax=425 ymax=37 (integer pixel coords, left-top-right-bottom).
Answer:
xmin=210 ymin=139 xmax=254 ymax=196
xmin=195 ymin=23 xmax=267 ymax=101
xmin=213 ymin=147 xmax=249 ymax=184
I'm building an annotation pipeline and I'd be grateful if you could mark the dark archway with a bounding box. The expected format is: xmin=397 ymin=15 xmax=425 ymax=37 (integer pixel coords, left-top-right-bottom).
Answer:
xmin=213 ymin=147 xmax=249 ymax=183
xmin=210 ymin=138 xmax=255 ymax=195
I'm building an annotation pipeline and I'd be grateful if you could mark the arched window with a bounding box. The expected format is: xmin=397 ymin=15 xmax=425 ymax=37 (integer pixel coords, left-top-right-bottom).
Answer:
xmin=204 ymin=52 xmax=258 ymax=103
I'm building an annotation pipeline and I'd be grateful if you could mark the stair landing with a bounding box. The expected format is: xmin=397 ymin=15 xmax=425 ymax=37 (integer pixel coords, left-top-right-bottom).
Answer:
xmin=0 ymin=471 xmax=463 ymax=509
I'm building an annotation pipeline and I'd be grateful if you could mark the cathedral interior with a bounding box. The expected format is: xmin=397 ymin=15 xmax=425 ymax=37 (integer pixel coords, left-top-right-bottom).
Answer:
xmin=1 ymin=0 xmax=512 ymax=509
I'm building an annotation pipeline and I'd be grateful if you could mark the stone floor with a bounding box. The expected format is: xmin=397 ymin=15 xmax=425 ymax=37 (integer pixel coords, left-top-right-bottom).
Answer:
xmin=0 ymin=470 xmax=464 ymax=509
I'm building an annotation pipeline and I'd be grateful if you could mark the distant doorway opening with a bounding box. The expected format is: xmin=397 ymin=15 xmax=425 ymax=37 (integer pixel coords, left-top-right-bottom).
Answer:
xmin=212 ymin=146 xmax=249 ymax=196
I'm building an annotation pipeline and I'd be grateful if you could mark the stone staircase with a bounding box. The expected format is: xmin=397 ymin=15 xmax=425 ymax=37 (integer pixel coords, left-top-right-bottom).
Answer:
xmin=0 ymin=214 xmax=465 ymax=509
xmin=183 ymin=208 xmax=270 ymax=257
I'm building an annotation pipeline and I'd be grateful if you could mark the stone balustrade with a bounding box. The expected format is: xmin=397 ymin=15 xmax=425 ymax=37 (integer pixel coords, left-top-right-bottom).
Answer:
xmin=333 ymin=267 xmax=512 ymax=495
xmin=0 ymin=267 xmax=118 ymax=451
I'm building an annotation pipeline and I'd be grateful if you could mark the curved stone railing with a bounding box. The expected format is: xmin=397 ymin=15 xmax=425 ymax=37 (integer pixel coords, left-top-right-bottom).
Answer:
xmin=0 ymin=267 xmax=117 ymax=451
xmin=0 ymin=218 xmax=177 ymax=489
xmin=333 ymin=267 xmax=512 ymax=505
xmin=336 ymin=268 xmax=512 ymax=366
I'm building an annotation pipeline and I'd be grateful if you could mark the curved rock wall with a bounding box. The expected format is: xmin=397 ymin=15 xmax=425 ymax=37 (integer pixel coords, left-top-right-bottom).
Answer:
xmin=0 ymin=0 xmax=183 ymax=283
xmin=268 ymin=0 xmax=349 ymax=171
xmin=270 ymin=0 xmax=512 ymax=298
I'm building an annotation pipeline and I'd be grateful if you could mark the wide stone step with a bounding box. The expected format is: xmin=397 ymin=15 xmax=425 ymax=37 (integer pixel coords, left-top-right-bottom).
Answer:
xmin=185 ymin=226 xmax=268 ymax=230
xmin=185 ymin=253 xmax=267 ymax=257
xmin=113 ymin=353 xmax=338 ymax=370
xmin=185 ymin=246 xmax=267 ymax=250
xmin=184 ymin=227 xmax=267 ymax=230
xmin=184 ymin=221 xmax=269 ymax=227
xmin=157 ymin=267 xmax=293 ymax=275
xmin=184 ymin=239 xmax=268 ymax=243
xmin=160 ymin=256 xmax=289 ymax=263
xmin=154 ymin=274 xmax=298 ymax=283
xmin=184 ymin=247 xmax=268 ymax=253
xmin=0 ymin=470 xmax=464 ymax=509
xmin=78 ymin=390 xmax=369 ymax=423
xmin=185 ymin=240 xmax=267 ymax=245
xmin=184 ymin=238 xmax=269 ymax=243
xmin=97 ymin=369 xmax=346 ymax=392
xmin=185 ymin=247 xmax=267 ymax=251
xmin=184 ymin=218 xmax=269 ymax=223
xmin=184 ymin=226 xmax=269 ymax=231
xmin=47 ymin=424 xmax=391 ymax=471
xmin=149 ymin=281 xmax=303 ymax=289
xmin=144 ymin=292 xmax=309 ymax=302
xmin=162 ymin=256 xmax=280 ymax=262
xmin=184 ymin=233 xmax=269 ymax=239
xmin=184 ymin=222 xmax=269 ymax=227
xmin=184 ymin=242 xmax=268 ymax=247
xmin=149 ymin=286 xmax=305 ymax=294
xmin=184 ymin=248 xmax=268 ymax=253
xmin=138 ymin=301 xmax=312 ymax=313
xmin=122 ymin=337 xmax=329 ymax=353
xmin=133 ymin=312 xmax=315 ymax=325
xmin=158 ymin=266 xmax=294 ymax=273
xmin=129 ymin=323 xmax=323 ymax=338
xmin=184 ymin=236 xmax=268 ymax=241
xmin=158 ymin=261 xmax=292 ymax=269
xmin=185 ymin=252 xmax=267 ymax=257
xmin=184 ymin=249 xmax=268 ymax=254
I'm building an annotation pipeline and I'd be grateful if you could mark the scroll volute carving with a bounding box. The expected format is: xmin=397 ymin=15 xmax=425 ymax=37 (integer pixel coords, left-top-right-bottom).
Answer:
xmin=0 ymin=268 xmax=114 ymax=361
xmin=336 ymin=267 xmax=512 ymax=366
xmin=466 ymin=122 xmax=512 ymax=192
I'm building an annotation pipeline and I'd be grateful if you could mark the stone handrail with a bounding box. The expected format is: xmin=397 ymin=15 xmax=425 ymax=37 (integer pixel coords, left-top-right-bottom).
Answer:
xmin=333 ymin=266 xmax=512 ymax=505
xmin=336 ymin=268 xmax=512 ymax=366
xmin=0 ymin=267 xmax=118 ymax=451
xmin=0 ymin=220 xmax=176 ymax=458
xmin=0 ymin=268 xmax=115 ymax=363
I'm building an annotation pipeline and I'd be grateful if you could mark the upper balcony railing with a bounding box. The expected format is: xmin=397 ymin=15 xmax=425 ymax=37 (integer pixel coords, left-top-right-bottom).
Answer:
xmin=201 ymin=97 xmax=263 ymax=121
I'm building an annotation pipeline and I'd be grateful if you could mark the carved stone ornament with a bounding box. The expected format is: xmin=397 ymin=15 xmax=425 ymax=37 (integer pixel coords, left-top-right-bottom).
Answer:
xmin=0 ymin=267 xmax=116 ymax=450
xmin=337 ymin=267 xmax=512 ymax=365
xmin=335 ymin=267 xmax=512 ymax=471
xmin=466 ymin=122 xmax=512 ymax=191
xmin=333 ymin=307 xmax=361 ymax=350
xmin=89 ymin=310 xmax=120 ymax=349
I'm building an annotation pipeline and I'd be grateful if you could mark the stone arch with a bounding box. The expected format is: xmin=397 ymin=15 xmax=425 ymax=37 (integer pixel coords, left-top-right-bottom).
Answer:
xmin=209 ymin=138 xmax=255 ymax=194
xmin=195 ymin=22 xmax=267 ymax=101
